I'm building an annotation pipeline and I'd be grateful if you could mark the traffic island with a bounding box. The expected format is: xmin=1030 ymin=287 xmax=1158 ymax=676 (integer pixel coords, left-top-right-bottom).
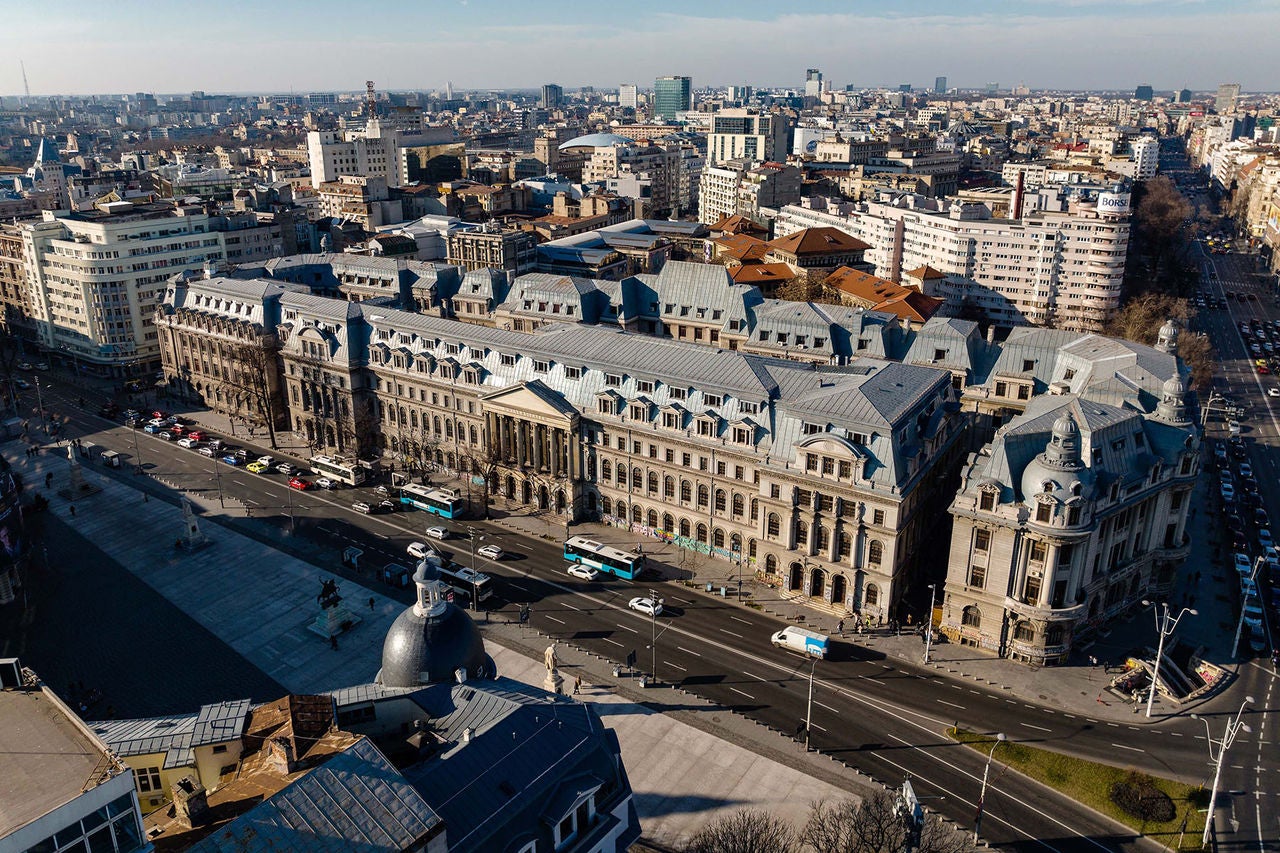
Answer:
xmin=949 ymin=728 xmax=1208 ymax=849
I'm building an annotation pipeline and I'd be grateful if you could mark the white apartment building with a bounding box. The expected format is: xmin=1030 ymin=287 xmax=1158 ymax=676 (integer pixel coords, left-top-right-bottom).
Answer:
xmin=22 ymin=201 xmax=225 ymax=373
xmin=308 ymin=119 xmax=399 ymax=189
xmin=1131 ymin=136 xmax=1159 ymax=181
xmin=619 ymin=83 xmax=638 ymax=109
xmin=708 ymin=108 xmax=795 ymax=166
xmin=773 ymin=194 xmax=1130 ymax=332
xmin=698 ymin=164 xmax=744 ymax=225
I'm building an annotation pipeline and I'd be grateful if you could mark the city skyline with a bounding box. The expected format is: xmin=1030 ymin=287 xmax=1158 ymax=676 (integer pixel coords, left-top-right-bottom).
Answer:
xmin=3 ymin=0 xmax=1277 ymax=96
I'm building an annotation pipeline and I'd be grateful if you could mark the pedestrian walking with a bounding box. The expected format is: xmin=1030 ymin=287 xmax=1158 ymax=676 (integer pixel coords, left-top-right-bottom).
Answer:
xmin=836 ymin=619 xmax=844 ymax=637
xmin=69 ymin=505 xmax=75 ymax=517
xmin=368 ymin=596 xmax=376 ymax=611
xmin=906 ymin=613 xmax=913 ymax=627
xmin=573 ymin=675 xmax=581 ymax=695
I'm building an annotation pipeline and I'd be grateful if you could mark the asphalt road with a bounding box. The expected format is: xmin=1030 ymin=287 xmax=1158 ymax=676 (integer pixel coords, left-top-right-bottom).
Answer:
xmin=13 ymin=378 xmax=1262 ymax=853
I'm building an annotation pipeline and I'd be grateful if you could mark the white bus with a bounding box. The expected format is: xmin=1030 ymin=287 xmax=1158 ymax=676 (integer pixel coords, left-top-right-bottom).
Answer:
xmin=308 ymin=455 xmax=375 ymax=486
xmin=563 ymin=536 xmax=645 ymax=580
xmin=438 ymin=561 xmax=494 ymax=604
xmin=399 ymin=484 xmax=465 ymax=519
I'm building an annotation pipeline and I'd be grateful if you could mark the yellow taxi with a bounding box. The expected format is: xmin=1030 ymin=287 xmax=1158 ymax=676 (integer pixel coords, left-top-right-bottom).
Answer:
xmin=246 ymin=460 xmax=270 ymax=474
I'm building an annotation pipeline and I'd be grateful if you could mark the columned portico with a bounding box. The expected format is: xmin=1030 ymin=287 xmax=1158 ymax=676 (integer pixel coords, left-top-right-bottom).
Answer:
xmin=482 ymin=381 xmax=583 ymax=522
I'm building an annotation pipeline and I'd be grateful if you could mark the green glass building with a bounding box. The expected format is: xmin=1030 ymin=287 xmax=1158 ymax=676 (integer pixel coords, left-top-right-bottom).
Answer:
xmin=653 ymin=75 xmax=691 ymax=121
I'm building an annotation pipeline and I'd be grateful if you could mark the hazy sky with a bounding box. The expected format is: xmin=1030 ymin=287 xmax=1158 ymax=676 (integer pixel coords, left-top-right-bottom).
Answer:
xmin=4 ymin=0 xmax=1276 ymax=96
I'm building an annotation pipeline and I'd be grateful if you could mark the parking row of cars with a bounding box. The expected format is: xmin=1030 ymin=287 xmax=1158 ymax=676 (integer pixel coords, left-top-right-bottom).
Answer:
xmin=1215 ymin=436 xmax=1278 ymax=653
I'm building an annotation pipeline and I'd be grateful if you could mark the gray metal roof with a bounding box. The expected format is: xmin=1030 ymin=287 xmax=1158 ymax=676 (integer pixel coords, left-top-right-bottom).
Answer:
xmin=93 ymin=713 xmax=199 ymax=758
xmin=188 ymin=738 xmax=441 ymax=853
xmin=191 ymin=698 xmax=252 ymax=747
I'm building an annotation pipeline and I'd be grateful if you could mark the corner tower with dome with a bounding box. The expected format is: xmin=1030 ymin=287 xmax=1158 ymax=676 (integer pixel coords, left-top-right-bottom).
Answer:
xmin=938 ymin=320 xmax=1200 ymax=665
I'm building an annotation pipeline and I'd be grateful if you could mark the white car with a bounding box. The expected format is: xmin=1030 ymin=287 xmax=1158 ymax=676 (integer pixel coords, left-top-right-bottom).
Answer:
xmin=256 ymin=455 xmax=275 ymax=467
xmin=628 ymin=596 xmax=663 ymax=617
xmin=407 ymin=541 xmax=438 ymax=560
xmin=198 ymin=446 xmax=216 ymax=458
xmin=1269 ymin=388 xmax=1279 ymax=398
xmin=177 ymin=437 xmax=199 ymax=449
xmin=314 ymin=477 xmax=337 ymax=490
xmin=275 ymin=462 xmax=295 ymax=475
xmin=477 ymin=544 xmax=504 ymax=560
xmin=1234 ymin=552 xmax=1253 ymax=576
xmin=425 ymin=526 xmax=449 ymax=541
xmin=567 ymin=563 xmax=599 ymax=581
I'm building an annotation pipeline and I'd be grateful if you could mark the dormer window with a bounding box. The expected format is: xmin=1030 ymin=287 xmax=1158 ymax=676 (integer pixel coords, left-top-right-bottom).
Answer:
xmin=703 ymin=393 xmax=723 ymax=408
xmin=669 ymin=387 xmax=687 ymax=401
xmin=534 ymin=360 xmax=550 ymax=374
xmin=605 ymin=373 xmax=622 ymax=388
xmin=637 ymin=380 xmax=654 ymax=394
xmin=979 ymin=488 xmax=996 ymax=511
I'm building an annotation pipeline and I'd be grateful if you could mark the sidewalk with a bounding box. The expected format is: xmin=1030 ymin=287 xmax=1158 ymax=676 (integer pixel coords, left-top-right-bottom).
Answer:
xmin=16 ymin=445 xmax=879 ymax=851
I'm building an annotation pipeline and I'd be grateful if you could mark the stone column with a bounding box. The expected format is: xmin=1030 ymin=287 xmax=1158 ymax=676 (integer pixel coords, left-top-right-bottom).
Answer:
xmin=517 ymin=420 xmax=528 ymax=467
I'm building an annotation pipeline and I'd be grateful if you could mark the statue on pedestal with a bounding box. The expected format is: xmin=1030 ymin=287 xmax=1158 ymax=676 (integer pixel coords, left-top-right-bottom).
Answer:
xmin=175 ymin=497 xmax=211 ymax=552
xmin=543 ymin=642 xmax=564 ymax=695
xmin=308 ymin=576 xmax=360 ymax=639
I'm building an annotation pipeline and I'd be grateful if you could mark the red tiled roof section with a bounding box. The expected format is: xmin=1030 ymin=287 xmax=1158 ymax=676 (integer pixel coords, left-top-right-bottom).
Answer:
xmin=708 ymin=213 xmax=768 ymax=236
xmin=713 ymin=234 xmax=769 ymax=263
xmin=904 ymin=265 xmax=947 ymax=280
xmin=728 ymin=263 xmax=796 ymax=284
xmin=767 ymin=227 xmax=870 ymax=255
xmin=824 ymin=266 xmax=902 ymax=299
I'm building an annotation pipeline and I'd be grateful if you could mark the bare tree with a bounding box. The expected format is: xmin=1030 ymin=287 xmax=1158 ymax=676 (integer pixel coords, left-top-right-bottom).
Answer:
xmin=1102 ymin=293 xmax=1214 ymax=390
xmin=683 ymin=809 xmax=797 ymax=853
xmin=1132 ymin=176 xmax=1192 ymax=283
xmin=216 ymin=340 xmax=283 ymax=449
xmin=802 ymin=792 xmax=975 ymax=853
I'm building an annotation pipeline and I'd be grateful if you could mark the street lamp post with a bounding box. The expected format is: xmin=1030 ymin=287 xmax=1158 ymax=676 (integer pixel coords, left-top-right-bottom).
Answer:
xmin=804 ymin=658 xmax=817 ymax=752
xmin=973 ymin=732 xmax=1007 ymax=843
xmin=923 ymin=583 xmax=939 ymax=664
xmin=1142 ymin=600 xmax=1197 ymax=718
xmin=1192 ymin=697 xmax=1253 ymax=848
xmin=649 ymin=587 xmax=658 ymax=684
xmin=34 ymin=376 xmax=47 ymax=434
xmin=466 ymin=525 xmax=480 ymax=612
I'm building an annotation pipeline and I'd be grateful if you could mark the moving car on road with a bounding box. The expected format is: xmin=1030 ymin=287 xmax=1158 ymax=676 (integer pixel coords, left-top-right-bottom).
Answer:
xmin=567 ymin=563 xmax=599 ymax=581
xmin=425 ymin=526 xmax=449 ymax=541
xmin=477 ymin=544 xmax=504 ymax=560
xmin=288 ymin=476 xmax=312 ymax=490
xmin=628 ymin=596 xmax=663 ymax=617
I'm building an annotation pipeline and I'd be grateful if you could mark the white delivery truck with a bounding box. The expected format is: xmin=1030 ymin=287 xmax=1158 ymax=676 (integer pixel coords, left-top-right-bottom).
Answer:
xmin=770 ymin=625 xmax=830 ymax=659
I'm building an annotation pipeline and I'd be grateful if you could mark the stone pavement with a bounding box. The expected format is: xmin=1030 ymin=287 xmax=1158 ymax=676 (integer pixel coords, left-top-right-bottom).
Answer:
xmin=15 ymin=446 xmax=871 ymax=851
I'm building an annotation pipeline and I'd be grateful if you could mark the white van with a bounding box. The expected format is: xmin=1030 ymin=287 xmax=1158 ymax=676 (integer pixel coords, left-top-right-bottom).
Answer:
xmin=770 ymin=626 xmax=830 ymax=659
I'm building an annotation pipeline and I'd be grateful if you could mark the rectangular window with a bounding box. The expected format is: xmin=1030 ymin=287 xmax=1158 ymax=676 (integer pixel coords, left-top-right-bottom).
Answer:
xmin=967 ymin=564 xmax=985 ymax=589
xmin=500 ymin=353 xmax=517 ymax=367
xmin=979 ymin=491 xmax=995 ymax=511
xmin=137 ymin=766 xmax=162 ymax=793
xmin=669 ymin=387 xmax=687 ymax=400
xmin=821 ymin=457 xmax=835 ymax=475
xmin=534 ymin=360 xmax=550 ymax=373
xmin=873 ymin=509 xmax=885 ymax=526
xmin=637 ymin=380 xmax=654 ymax=394
xmin=1029 ymin=541 xmax=1047 ymax=563
xmin=838 ymin=460 xmax=852 ymax=479
xmin=974 ymin=528 xmax=990 ymax=552
xmin=605 ymin=373 xmax=622 ymax=387
xmin=1023 ymin=575 xmax=1042 ymax=605
xmin=703 ymin=393 xmax=723 ymax=407
xmin=1035 ymin=502 xmax=1051 ymax=522
xmin=565 ymin=366 xmax=582 ymax=380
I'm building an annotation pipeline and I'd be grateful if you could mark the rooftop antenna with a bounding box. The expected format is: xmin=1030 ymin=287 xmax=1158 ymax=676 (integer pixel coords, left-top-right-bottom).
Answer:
xmin=20 ymin=60 xmax=30 ymax=99
xmin=366 ymin=80 xmax=377 ymax=120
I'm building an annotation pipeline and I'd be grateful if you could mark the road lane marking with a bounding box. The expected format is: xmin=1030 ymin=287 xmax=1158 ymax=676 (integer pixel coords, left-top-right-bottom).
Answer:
xmin=667 ymin=662 xmax=687 ymax=672
xmin=730 ymin=616 xmax=753 ymax=625
xmin=545 ymin=616 xmax=565 ymax=625
xmin=508 ymin=583 xmax=529 ymax=592
xmin=816 ymin=701 xmax=840 ymax=714
xmin=744 ymin=671 xmax=768 ymax=682
xmin=562 ymin=602 xmax=580 ymax=611
xmin=729 ymin=687 xmax=754 ymax=699
xmin=616 ymin=624 xmax=639 ymax=633
xmin=677 ymin=646 xmax=702 ymax=657
xmin=1020 ymin=723 xmax=1052 ymax=732
xmin=859 ymin=676 xmax=886 ymax=686
xmin=719 ymin=628 xmax=743 ymax=639
xmin=937 ymin=699 xmax=966 ymax=710
xmin=603 ymin=639 xmax=623 ymax=647
xmin=811 ymin=722 xmax=828 ymax=732
xmin=1110 ymin=743 xmax=1146 ymax=753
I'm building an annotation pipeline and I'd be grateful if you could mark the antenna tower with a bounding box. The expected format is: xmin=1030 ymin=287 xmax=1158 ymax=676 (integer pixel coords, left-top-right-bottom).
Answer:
xmin=365 ymin=80 xmax=376 ymax=120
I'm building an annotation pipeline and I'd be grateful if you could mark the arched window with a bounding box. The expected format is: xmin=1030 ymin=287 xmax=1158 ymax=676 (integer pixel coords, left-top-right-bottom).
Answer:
xmin=1046 ymin=624 xmax=1064 ymax=646
xmin=748 ymin=539 xmax=758 ymax=557
xmin=601 ymin=497 xmax=612 ymax=516
xmin=632 ymin=504 xmax=642 ymax=523
xmin=796 ymin=520 xmax=809 ymax=545
xmin=732 ymin=493 xmax=745 ymax=517
xmin=695 ymin=523 xmax=708 ymax=543
xmin=729 ymin=533 xmax=741 ymax=553
xmin=713 ymin=528 xmax=726 ymax=548
xmin=714 ymin=489 xmax=726 ymax=513
xmin=696 ymin=485 xmax=709 ymax=509
xmin=601 ymin=459 xmax=611 ymax=481
xmin=868 ymin=540 xmax=883 ymax=565
xmin=445 ymin=419 xmax=454 ymax=438
xmin=616 ymin=464 xmax=626 ymax=486
xmin=750 ymin=499 xmax=759 ymax=521
xmin=838 ymin=530 xmax=852 ymax=558
xmin=816 ymin=524 xmax=829 ymax=551
xmin=679 ymin=518 xmax=691 ymax=537
xmin=647 ymin=509 xmax=658 ymax=528
xmin=767 ymin=513 xmax=781 ymax=537
xmin=632 ymin=468 xmax=642 ymax=489
xmin=648 ymin=472 xmax=658 ymax=494
xmin=962 ymin=606 xmax=981 ymax=627
xmin=1013 ymin=622 xmax=1035 ymax=642
xmin=865 ymin=584 xmax=879 ymax=606
xmin=662 ymin=512 xmax=674 ymax=531
xmin=664 ymin=476 xmax=675 ymax=499
xmin=616 ymin=501 xmax=628 ymax=519
xmin=680 ymin=480 xmax=692 ymax=503
xmin=765 ymin=553 xmax=778 ymax=573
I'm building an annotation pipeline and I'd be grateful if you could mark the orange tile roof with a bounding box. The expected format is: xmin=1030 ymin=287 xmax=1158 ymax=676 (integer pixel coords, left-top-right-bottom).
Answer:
xmin=714 ymin=234 xmax=769 ymax=263
xmin=825 ymin=266 xmax=907 ymax=301
xmin=767 ymin=227 xmax=870 ymax=255
xmin=874 ymin=290 xmax=943 ymax=322
xmin=728 ymin=263 xmax=797 ymax=285
xmin=904 ymin=264 xmax=947 ymax=280
xmin=707 ymin=213 xmax=768 ymax=235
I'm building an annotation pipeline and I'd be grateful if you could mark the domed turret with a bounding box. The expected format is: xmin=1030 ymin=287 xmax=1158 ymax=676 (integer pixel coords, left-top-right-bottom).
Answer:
xmin=376 ymin=560 xmax=490 ymax=689
xmin=1153 ymin=373 xmax=1190 ymax=425
xmin=1156 ymin=318 xmax=1179 ymax=355
xmin=1021 ymin=409 xmax=1095 ymax=504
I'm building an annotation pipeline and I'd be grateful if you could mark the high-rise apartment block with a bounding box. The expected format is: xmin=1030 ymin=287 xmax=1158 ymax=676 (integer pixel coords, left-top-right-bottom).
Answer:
xmin=804 ymin=69 xmax=823 ymax=99
xmin=1215 ymin=82 xmax=1241 ymax=114
xmin=934 ymin=76 xmax=947 ymax=95
xmin=541 ymin=83 xmax=564 ymax=110
xmin=1134 ymin=83 xmax=1154 ymax=101
xmin=619 ymin=83 xmax=638 ymax=109
xmin=654 ymin=76 xmax=692 ymax=121
xmin=1131 ymin=136 xmax=1159 ymax=181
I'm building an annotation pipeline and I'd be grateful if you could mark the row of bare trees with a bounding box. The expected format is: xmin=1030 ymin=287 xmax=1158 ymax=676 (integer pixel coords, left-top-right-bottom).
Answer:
xmin=683 ymin=792 xmax=976 ymax=853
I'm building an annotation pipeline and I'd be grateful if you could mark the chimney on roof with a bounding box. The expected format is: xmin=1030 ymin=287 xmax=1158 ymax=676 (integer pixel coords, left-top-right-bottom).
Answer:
xmin=171 ymin=776 xmax=209 ymax=829
xmin=266 ymin=736 xmax=297 ymax=774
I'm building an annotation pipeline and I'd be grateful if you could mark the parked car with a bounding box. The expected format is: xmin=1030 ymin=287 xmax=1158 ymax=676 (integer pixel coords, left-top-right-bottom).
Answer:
xmin=1239 ymin=462 xmax=1253 ymax=479
xmin=378 ymin=499 xmax=398 ymax=513
xmin=1259 ymin=529 xmax=1275 ymax=553
xmin=314 ymin=477 xmax=337 ymax=490
xmin=628 ymin=596 xmax=664 ymax=617
xmin=1243 ymin=601 xmax=1265 ymax=630
xmin=567 ymin=563 xmax=599 ymax=581
xmin=198 ymin=446 xmax=216 ymax=458
xmin=425 ymin=526 xmax=449 ymax=541
xmin=143 ymin=424 xmax=163 ymax=435
xmin=275 ymin=462 xmax=295 ymax=475
xmin=187 ymin=430 xmax=205 ymax=442
xmin=352 ymin=501 xmax=373 ymax=514
xmin=1220 ymin=483 xmax=1235 ymax=502
xmin=221 ymin=454 xmax=242 ymax=466
xmin=288 ymin=477 xmax=312 ymax=490
xmin=477 ymin=545 xmax=504 ymax=560
xmin=177 ymin=437 xmax=199 ymax=449
xmin=1234 ymin=552 xmax=1253 ymax=576
xmin=246 ymin=461 xmax=270 ymax=474
xmin=157 ymin=430 xmax=175 ymax=441
xmin=256 ymin=455 xmax=274 ymax=467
